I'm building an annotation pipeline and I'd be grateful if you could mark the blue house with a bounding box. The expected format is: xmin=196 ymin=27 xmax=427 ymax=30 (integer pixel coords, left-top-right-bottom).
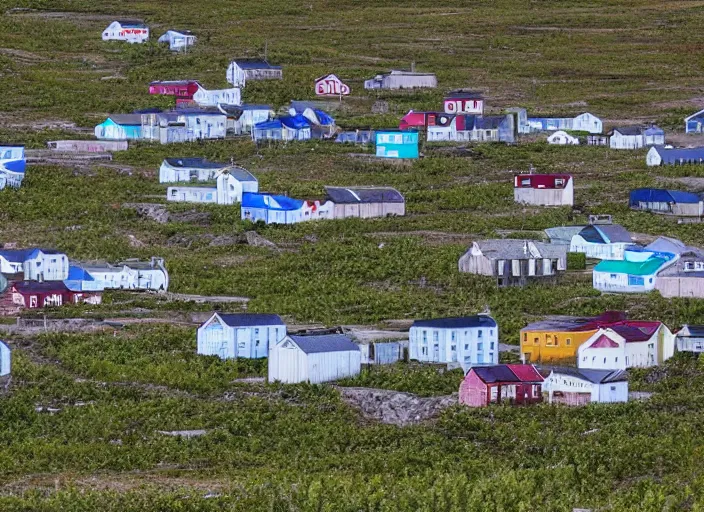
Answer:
xmin=64 ymin=266 xmax=104 ymax=292
xmin=94 ymin=114 xmax=143 ymax=140
xmin=409 ymin=315 xmax=498 ymax=368
xmin=629 ymin=188 xmax=703 ymax=217
xmin=252 ymin=115 xmax=311 ymax=142
xmin=375 ymin=130 xmax=419 ymax=159
xmin=197 ymin=313 xmax=286 ymax=359
xmin=0 ymin=145 xmax=26 ymax=190
xmin=0 ymin=340 xmax=10 ymax=377
xmin=241 ymin=193 xmax=305 ymax=224
xmin=685 ymin=109 xmax=704 ymax=133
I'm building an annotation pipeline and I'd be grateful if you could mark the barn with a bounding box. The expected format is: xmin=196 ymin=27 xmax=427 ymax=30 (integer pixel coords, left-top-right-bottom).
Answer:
xmin=459 ymin=364 xmax=544 ymax=407
xmin=197 ymin=313 xmax=286 ymax=360
xmin=364 ymin=70 xmax=437 ymax=90
xmin=569 ymin=223 xmax=633 ymax=260
xmin=325 ymin=186 xmax=405 ymax=219
xmin=226 ymin=60 xmax=282 ymax=87
xmin=646 ymin=145 xmax=704 ymax=166
xmin=513 ymin=173 xmax=574 ymax=206
xmin=541 ymin=367 xmax=628 ymax=405
xmin=629 ymin=188 xmax=703 ymax=217
xmin=268 ymin=334 xmax=361 ymax=384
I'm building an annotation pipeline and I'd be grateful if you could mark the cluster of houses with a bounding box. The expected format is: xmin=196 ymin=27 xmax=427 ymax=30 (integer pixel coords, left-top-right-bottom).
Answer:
xmin=102 ymin=20 xmax=195 ymax=51
xmin=0 ymin=248 xmax=168 ymax=313
xmin=193 ymin=309 xmax=704 ymax=408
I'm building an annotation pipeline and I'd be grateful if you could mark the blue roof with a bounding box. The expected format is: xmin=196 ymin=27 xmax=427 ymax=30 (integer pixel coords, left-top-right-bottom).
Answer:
xmin=233 ymin=60 xmax=281 ymax=70
xmin=289 ymin=334 xmax=359 ymax=354
xmin=644 ymin=126 xmax=664 ymax=135
xmin=313 ymin=109 xmax=335 ymax=126
xmin=241 ymin=193 xmax=304 ymax=211
xmin=66 ymin=266 xmax=95 ymax=282
xmin=241 ymin=104 xmax=272 ymax=111
xmin=651 ymin=145 xmax=704 ymax=164
xmin=217 ymin=313 xmax=284 ymax=327
xmin=1 ymin=160 xmax=25 ymax=174
xmin=281 ymin=114 xmax=310 ymax=130
xmin=0 ymin=248 xmax=62 ymax=263
xmin=412 ymin=315 xmax=497 ymax=329
xmin=630 ymin=188 xmax=701 ymax=206
xmin=254 ymin=119 xmax=283 ymax=130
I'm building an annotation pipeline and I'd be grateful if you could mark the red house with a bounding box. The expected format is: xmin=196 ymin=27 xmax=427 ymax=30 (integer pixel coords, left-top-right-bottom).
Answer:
xmin=443 ymin=90 xmax=484 ymax=115
xmin=513 ymin=173 xmax=574 ymax=207
xmin=149 ymin=80 xmax=201 ymax=105
xmin=459 ymin=364 xmax=544 ymax=407
xmin=399 ymin=110 xmax=448 ymax=130
xmin=7 ymin=281 xmax=101 ymax=312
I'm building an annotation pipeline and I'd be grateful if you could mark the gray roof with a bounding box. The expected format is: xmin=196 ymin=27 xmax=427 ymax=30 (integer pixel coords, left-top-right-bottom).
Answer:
xmin=612 ymin=126 xmax=643 ymax=136
xmin=650 ymin=145 xmax=704 ymax=164
xmin=545 ymin=226 xmax=585 ymax=245
xmin=589 ymin=224 xmax=632 ymax=243
xmin=108 ymin=114 xmax=142 ymax=125
xmin=165 ymin=158 xmax=227 ymax=169
xmin=680 ymin=325 xmax=704 ymax=337
xmin=645 ymin=236 xmax=688 ymax=255
xmin=472 ymin=239 xmax=567 ymax=260
xmin=324 ymin=186 xmax=404 ymax=204
xmin=217 ymin=313 xmax=283 ymax=327
xmin=289 ymin=334 xmax=359 ymax=354
xmin=412 ymin=315 xmax=496 ymax=329
xmin=540 ymin=366 xmax=629 ymax=384
xmin=232 ymin=60 xmax=281 ymax=70
xmin=224 ymin=166 xmax=257 ymax=182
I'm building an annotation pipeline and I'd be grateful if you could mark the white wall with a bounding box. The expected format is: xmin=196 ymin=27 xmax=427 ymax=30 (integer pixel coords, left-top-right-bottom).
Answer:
xmin=198 ymin=314 xmax=285 ymax=359
xmin=543 ymin=372 xmax=628 ymax=403
xmin=159 ymin=162 xmax=223 ymax=183
xmin=570 ymin=237 xmax=630 ymax=260
xmin=0 ymin=341 xmax=10 ymax=377
xmin=409 ymin=325 xmax=498 ymax=366
xmin=646 ymin=147 xmax=662 ymax=167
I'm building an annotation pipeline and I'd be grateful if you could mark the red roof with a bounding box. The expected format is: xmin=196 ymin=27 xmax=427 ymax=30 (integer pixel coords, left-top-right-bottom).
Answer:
xmin=514 ymin=174 xmax=572 ymax=189
xmin=611 ymin=322 xmax=660 ymax=342
xmin=588 ymin=334 xmax=620 ymax=348
xmin=506 ymin=364 xmax=544 ymax=382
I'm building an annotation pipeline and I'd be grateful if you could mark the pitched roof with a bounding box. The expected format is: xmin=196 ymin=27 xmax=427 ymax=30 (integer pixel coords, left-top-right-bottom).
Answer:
xmin=116 ymin=20 xmax=147 ymax=28
xmin=216 ymin=313 xmax=284 ymax=327
xmin=540 ymin=366 xmax=628 ymax=384
xmin=241 ymin=193 xmax=304 ymax=211
xmin=412 ymin=315 xmax=497 ymax=329
xmin=630 ymin=188 xmax=702 ymax=205
xmin=593 ymin=257 xmax=667 ymax=276
xmin=577 ymin=224 xmax=632 ymax=244
xmin=107 ymin=114 xmax=142 ymax=125
xmin=13 ymin=281 xmax=69 ymax=293
xmin=0 ymin=248 xmax=61 ymax=262
xmin=588 ymin=334 xmax=620 ymax=348
xmin=472 ymin=364 xmax=543 ymax=384
xmin=324 ymin=186 xmax=404 ymax=204
xmin=66 ymin=266 xmax=95 ymax=282
xmin=445 ymin=90 xmax=483 ymax=99
xmin=515 ymin=174 xmax=572 ymax=189
xmin=649 ymin=145 xmax=704 ymax=164
xmin=611 ymin=321 xmax=660 ymax=341
xmin=545 ymin=226 xmax=585 ymax=245
xmin=289 ymin=334 xmax=359 ymax=354
xmin=612 ymin=126 xmax=644 ymax=136
xmin=645 ymin=236 xmax=689 ymax=255
xmin=680 ymin=325 xmax=704 ymax=337
xmin=521 ymin=311 xmax=627 ymax=333
xmin=232 ymin=60 xmax=281 ymax=70
xmin=164 ymin=158 xmax=227 ymax=169
xmin=471 ymin=239 xmax=567 ymax=260
xmin=223 ymin=166 xmax=257 ymax=182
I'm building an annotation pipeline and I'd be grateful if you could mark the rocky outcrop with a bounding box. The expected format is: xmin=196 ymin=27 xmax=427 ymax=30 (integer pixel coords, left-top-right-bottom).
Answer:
xmin=337 ymin=386 xmax=456 ymax=426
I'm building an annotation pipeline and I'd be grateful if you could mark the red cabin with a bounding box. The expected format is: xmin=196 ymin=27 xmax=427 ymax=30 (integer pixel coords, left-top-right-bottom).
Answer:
xmin=9 ymin=281 xmax=101 ymax=311
xmin=399 ymin=110 xmax=451 ymax=130
xmin=149 ymin=80 xmax=201 ymax=105
xmin=459 ymin=364 xmax=544 ymax=407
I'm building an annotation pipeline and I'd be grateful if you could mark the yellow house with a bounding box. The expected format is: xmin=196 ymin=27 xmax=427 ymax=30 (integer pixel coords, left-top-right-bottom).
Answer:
xmin=520 ymin=312 xmax=627 ymax=363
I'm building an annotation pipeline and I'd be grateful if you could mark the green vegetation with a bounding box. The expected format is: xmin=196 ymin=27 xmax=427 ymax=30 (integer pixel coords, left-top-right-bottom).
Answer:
xmin=567 ymin=251 xmax=587 ymax=270
xmin=1 ymin=0 xmax=704 ymax=508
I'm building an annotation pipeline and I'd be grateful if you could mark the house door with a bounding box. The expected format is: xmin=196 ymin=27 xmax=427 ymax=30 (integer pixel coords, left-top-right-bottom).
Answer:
xmin=29 ymin=296 xmax=38 ymax=308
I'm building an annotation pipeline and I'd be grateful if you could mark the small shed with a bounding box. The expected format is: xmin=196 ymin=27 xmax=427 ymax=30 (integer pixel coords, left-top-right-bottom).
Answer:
xmin=364 ymin=70 xmax=437 ymax=90
xmin=325 ymin=186 xmax=405 ymax=219
xmin=149 ymin=80 xmax=201 ymax=103
xmin=315 ymin=74 xmax=350 ymax=96
xmin=95 ymin=114 xmax=143 ymax=140
xmin=375 ymin=130 xmax=419 ymax=159
xmin=654 ymin=244 xmax=704 ymax=298
xmin=226 ymin=60 xmax=282 ymax=87
xmin=158 ymin=30 xmax=196 ymax=51
xmin=524 ymin=113 xmax=602 ymax=134
xmin=359 ymin=342 xmax=404 ymax=365
xmin=547 ymin=131 xmax=579 ymax=145
xmin=646 ymin=145 xmax=704 ymax=166
xmin=541 ymin=366 xmax=628 ymax=405
xmin=592 ymin=256 xmax=667 ymax=293
xmin=459 ymin=364 xmax=543 ymax=407
xmin=0 ymin=340 xmax=10 ymax=377
xmin=241 ymin=193 xmax=333 ymax=225
xmin=685 ymin=109 xmax=704 ymax=133
xmin=198 ymin=313 xmax=286 ymax=359
xmin=0 ymin=145 xmax=25 ymax=190
xmin=221 ymin=104 xmax=275 ymax=135
xmin=629 ymin=188 xmax=703 ymax=217
xmin=514 ymin=173 xmax=574 ymax=206
xmin=570 ymin=223 xmax=633 ymax=260
xmin=268 ymin=334 xmax=361 ymax=384
xmin=676 ymin=325 xmax=704 ymax=353
xmin=11 ymin=281 xmax=101 ymax=309
xmin=47 ymin=140 xmax=128 ymax=152
xmin=544 ymin=226 xmax=585 ymax=246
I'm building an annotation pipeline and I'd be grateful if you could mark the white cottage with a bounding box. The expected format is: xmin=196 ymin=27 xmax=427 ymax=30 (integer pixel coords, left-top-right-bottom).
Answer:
xmin=197 ymin=313 xmax=286 ymax=360
xmin=79 ymin=257 xmax=168 ymax=292
xmin=0 ymin=248 xmax=69 ymax=281
xmin=193 ymin=86 xmax=241 ymax=107
xmin=159 ymin=158 xmax=229 ymax=183
xmin=542 ymin=367 xmax=628 ymax=405
xmin=102 ymin=20 xmax=149 ymax=43
xmin=577 ymin=322 xmax=674 ymax=371
xmin=409 ymin=316 xmax=498 ymax=368
xmin=0 ymin=340 xmax=10 ymax=377
xmin=158 ymin=30 xmax=196 ymax=51
xmin=609 ymin=126 xmax=664 ymax=150
xmin=570 ymin=223 xmax=633 ymax=260
xmin=268 ymin=334 xmax=361 ymax=384
xmin=167 ymin=167 xmax=258 ymax=205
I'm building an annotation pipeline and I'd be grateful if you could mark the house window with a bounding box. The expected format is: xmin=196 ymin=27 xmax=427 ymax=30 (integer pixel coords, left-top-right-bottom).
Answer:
xmin=237 ymin=341 xmax=245 ymax=349
xmin=546 ymin=335 xmax=553 ymax=346
xmin=433 ymin=331 xmax=439 ymax=342
xmin=603 ymin=357 xmax=606 ymax=364
xmin=554 ymin=336 xmax=559 ymax=347
xmin=615 ymin=357 xmax=618 ymax=363
xmin=421 ymin=347 xmax=427 ymax=355
xmin=610 ymin=386 xmax=616 ymax=391
xmin=566 ymin=338 xmax=571 ymax=346
xmin=490 ymin=342 xmax=495 ymax=350
xmin=477 ymin=342 xmax=483 ymax=351
xmin=520 ymin=178 xmax=531 ymax=187
xmin=451 ymin=331 xmax=456 ymax=342
xmin=254 ymin=328 xmax=260 ymax=346
xmin=523 ymin=333 xmax=527 ymax=342
xmin=478 ymin=330 xmax=483 ymax=338
xmin=554 ymin=178 xmax=564 ymax=187
xmin=422 ymin=331 xmax=427 ymax=343
xmin=534 ymin=337 xmax=539 ymax=345
xmin=451 ymin=344 xmax=456 ymax=352
xmin=171 ymin=190 xmax=177 ymax=196
xmin=464 ymin=344 xmax=469 ymax=351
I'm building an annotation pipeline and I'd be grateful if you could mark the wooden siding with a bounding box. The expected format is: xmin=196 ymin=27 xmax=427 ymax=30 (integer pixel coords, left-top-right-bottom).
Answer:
xmin=514 ymin=181 xmax=574 ymax=206
xmin=655 ymin=276 xmax=704 ymax=298
xmin=331 ymin=202 xmax=405 ymax=219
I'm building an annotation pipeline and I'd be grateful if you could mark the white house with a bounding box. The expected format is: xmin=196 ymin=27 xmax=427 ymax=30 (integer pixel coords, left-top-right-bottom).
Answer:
xmin=547 ymin=131 xmax=579 ymax=145
xmin=167 ymin=168 xmax=258 ymax=205
xmin=79 ymin=258 xmax=169 ymax=292
xmin=226 ymin=60 xmax=283 ymax=88
xmin=0 ymin=340 xmax=10 ymax=377
xmin=102 ymin=20 xmax=149 ymax=43
xmin=268 ymin=334 xmax=361 ymax=384
xmin=646 ymin=146 xmax=704 ymax=167
xmin=592 ymin=245 xmax=675 ymax=294
xmin=409 ymin=315 xmax=498 ymax=368
xmin=159 ymin=158 xmax=229 ymax=183
xmin=219 ymin=104 xmax=275 ymax=135
xmin=676 ymin=325 xmax=704 ymax=353
xmin=241 ymin=193 xmax=334 ymax=225
xmin=513 ymin=173 xmax=574 ymax=207
xmin=197 ymin=313 xmax=286 ymax=359
xmin=0 ymin=248 xmax=69 ymax=281
xmin=158 ymin=30 xmax=196 ymax=51
xmin=193 ymin=86 xmax=241 ymax=107
xmin=609 ymin=126 xmax=664 ymax=150
xmin=577 ymin=322 xmax=675 ymax=371
xmin=570 ymin=223 xmax=633 ymax=260
xmin=542 ymin=367 xmax=628 ymax=405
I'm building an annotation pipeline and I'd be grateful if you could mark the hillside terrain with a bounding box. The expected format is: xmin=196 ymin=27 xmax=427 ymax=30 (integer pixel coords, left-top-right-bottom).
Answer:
xmin=1 ymin=0 xmax=704 ymax=510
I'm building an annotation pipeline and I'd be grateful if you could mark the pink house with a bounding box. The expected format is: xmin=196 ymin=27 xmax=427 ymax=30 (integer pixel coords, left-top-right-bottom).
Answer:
xmin=459 ymin=364 xmax=544 ymax=407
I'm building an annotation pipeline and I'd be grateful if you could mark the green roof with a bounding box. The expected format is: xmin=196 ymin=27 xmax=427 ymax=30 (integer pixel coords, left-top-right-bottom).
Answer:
xmin=594 ymin=257 xmax=666 ymax=276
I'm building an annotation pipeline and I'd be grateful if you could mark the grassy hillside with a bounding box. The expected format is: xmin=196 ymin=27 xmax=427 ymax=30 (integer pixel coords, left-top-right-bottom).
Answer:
xmin=1 ymin=0 xmax=704 ymax=509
